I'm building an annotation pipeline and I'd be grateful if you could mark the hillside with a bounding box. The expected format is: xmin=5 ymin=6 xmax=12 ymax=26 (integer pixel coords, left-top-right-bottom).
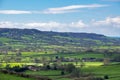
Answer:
xmin=0 ymin=28 xmax=120 ymax=52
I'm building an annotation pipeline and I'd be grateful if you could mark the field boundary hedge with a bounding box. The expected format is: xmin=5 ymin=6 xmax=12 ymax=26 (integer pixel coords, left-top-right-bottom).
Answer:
xmin=0 ymin=70 xmax=52 ymax=80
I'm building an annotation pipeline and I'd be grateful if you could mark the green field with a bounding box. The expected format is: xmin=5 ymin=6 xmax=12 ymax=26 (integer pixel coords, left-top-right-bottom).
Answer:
xmin=0 ymin=63 xmax=119 ymax=80
xmin=0 ymin=72 xmax=34 ymax=80
xmin=83 ymin=64 xmax=120 ymax=80
xmin=25 ymin=70 xmax=71 ymax=80
xmin=0 ymin=52 xmax=106 ymax=64
xmin=24 ymin=63 xmax=120 ymax=80
xmin=0 ymin=51 xmax=120 ymax=80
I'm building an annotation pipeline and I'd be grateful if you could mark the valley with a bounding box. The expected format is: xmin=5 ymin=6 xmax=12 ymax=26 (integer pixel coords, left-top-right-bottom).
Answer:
xmin=0 ymin=28 xmax=120 ymax=80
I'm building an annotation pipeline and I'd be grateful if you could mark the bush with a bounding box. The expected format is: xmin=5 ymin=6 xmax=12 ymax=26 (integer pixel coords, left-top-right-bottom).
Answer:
xmin=52 ymin=63 xmax=58 ymax=70
xmin=9 ymin=66 xmax=28 ymax=72
xmin=71 ymin=68 xmax=81 ymax=77
xmin=46 ymin=65 xmax=51 ymax=70
xmin=104 ymin=75 xmax=109 ymax=79
xmin=65 ymin=63 xmax=75 ymax=73
xmin=61 ymin=70 xmax=65 ymax=75
xmin=75 ymin=76 xmax=104 ymax=80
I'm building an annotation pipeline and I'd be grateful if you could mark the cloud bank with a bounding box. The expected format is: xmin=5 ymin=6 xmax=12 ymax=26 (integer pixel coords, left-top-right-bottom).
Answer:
xmin=0 ymin=16 xmax=120 ymax=36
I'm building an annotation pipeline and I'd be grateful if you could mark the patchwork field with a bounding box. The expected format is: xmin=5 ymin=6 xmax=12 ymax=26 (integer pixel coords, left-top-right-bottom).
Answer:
xmin=24 ymin=63 xmax=120 ymax=80
xmin=0 ymin=51 xmax=120 ymax=80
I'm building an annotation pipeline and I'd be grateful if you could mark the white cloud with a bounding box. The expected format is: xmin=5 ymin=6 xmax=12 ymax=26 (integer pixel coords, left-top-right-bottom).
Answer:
xmin=23 ymin=21 xmax=86 ymax=31
xmin=0 ymin=21 xmax=86 ymax=31
xmin=24 ymin=21 xmax=86 ymax=28
xmin=24 ymin=22 xmax=66 ymax=31
xmin=43 ymin=4 xmax=108 ymax=14
xmin=0 ymin=16 xmax=120 ymax=36
xmin=0 ymin=10 xmax=31 ymax=14
xmin=41 ymin=10 xmax=79 ymax=14
xmin=70 ymin=20 xmax=87 ymax=28
xmin=87 ymin=16 xmax=120 ymax=36
xmin=49 ymin=4 xmax=107 ymax=11
xmin=24 ymin=22 xmax=63 ymax=27
xmin=92 ymin=17 xmax=120 ymax=28
xmin=0 ymin=21 xmax=17 ymax=28
xmin=0 ymin=4 xmax=108 ymax=14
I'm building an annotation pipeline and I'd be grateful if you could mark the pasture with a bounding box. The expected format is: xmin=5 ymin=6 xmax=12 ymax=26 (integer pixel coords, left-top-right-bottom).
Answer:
xmin=24 ymin=63 xmax=120 ymax=80
xmin=83 ymin=64 xmax=120 ymax=80
xmin=0 ymin=72 xmax=34 ymax=80
xmin=0 ymin=51 xmax=120 ymax=80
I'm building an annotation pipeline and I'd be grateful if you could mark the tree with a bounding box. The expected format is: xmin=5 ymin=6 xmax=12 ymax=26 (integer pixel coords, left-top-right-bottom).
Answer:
xmin=113 ymin=55 xmax=120 ymax=62
xmin=103 ymin=58 xmax=110 ymax=65
xmin=61 ymin=70 xmax=65 ymax=75
xmin=41 ymin=56 xmax=47 ymax=66
xmin=16 ymin=52 xmax=22 ymax=56
xmin=65 ymin=63 xmax=75 ymax=73
xmin=46 ymin=64 xmax=51 ymax=70
xmin=104 ymin=75 xmax=109 ymax=79
xmin=80 ymin=60 xmax=85 ymax=68
xmin=71 ymin=68 xmax=82 ymax=77
xmin=52 ymin=63 xmax=58 ymax=70
xmin=34 ymin=58 xmax=40 ymax=63
xmin=5 ymin=64 xmax=10 ymax=70
xmin=75 ymin=58 xmax=78 ymax=66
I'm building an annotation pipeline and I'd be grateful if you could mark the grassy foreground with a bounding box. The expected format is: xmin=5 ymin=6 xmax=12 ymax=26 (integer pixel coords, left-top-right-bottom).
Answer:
xmin=0 ymin=63 xmax=120 ymax=80
xmin=0 ymin=72 xmax=34 ymax=80
xmin=83 ymin=64 xmax=120 ymax=80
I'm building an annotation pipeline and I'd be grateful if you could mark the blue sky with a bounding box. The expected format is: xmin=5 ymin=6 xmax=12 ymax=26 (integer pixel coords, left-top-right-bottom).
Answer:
xmin=0 ymin=0 xmax=120 ymax=36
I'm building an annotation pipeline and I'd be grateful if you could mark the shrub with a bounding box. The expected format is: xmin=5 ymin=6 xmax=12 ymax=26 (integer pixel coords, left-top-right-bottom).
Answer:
xmin=71 ymin=68 xmax=81 ymax=77
xmin=61 ymin=70 xmax=65 ymax=75
xmin=75 ymin=76 xmax=104 ymax=80
xmin=46 ymin=65 xmax=51 ymax=70
xmin=9 ymin=66 xmax=28 ymax=72
xmin=65 ymin=63 xmax=75 ymax=73
xmin=104 ymin=75 xmax=109 ymax=79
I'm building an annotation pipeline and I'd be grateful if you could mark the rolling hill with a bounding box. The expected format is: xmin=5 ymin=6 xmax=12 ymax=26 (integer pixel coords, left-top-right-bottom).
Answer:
xmin=0 ymin=28 xmax=120 ymax=52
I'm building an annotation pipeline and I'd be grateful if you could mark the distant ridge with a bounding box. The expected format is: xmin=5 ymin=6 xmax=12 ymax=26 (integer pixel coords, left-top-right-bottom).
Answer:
xmin=0 ymin=28 xmax=120 ymax=48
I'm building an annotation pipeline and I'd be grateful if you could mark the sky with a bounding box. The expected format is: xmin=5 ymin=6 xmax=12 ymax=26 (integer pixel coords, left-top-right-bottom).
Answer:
xmin=0 ymin=0 xmax=120 ymax=37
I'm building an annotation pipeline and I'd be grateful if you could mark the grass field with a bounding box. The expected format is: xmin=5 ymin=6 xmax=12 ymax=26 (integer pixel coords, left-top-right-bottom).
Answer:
xmin=0 ymin=52 xmax=106 ymax=65
xmin=25 ymin=70 xmax=71 ymax=80
xmin=0 ymin=51 xmax=120 ymax=80
xmin=0 ymin=62 xmax=103 ymax=68
xmin=19 ymin=52 xmax=105 ymax=60
xmin=0 ymin=63 xmax=119 ymax=80
xmin=24 ymin=63 xmax=120 ymax=80
xmin=62 ymin=62 xmax=103 ymax=66
xmin=0 ymin=72 xmax=34 ymax=80
xmin=0 ymin=63 xmax=43 ymax=68
xmin=82 ymin=64 xmax=120 ymax=80
xmin=24 ymin=64 xmax=120 ymax=80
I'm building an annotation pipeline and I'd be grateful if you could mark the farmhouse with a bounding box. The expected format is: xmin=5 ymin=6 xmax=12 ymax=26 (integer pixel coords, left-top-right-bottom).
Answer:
xmin=27 ymin=65 xmax=40 ymax=71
